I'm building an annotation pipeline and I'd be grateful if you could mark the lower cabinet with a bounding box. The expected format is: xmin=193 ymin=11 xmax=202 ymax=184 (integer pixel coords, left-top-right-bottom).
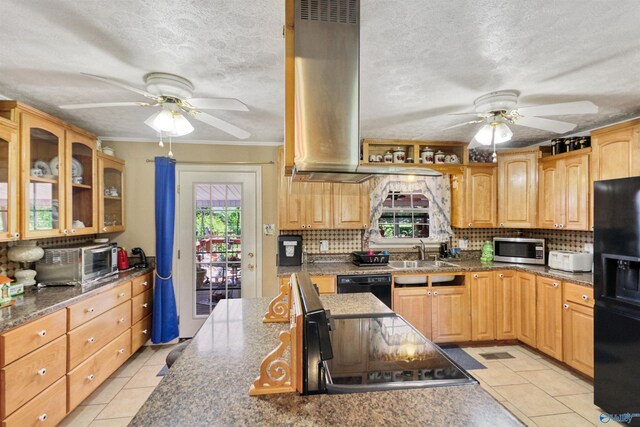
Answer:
xmin=470 ymin=272 xmax=495 ymax=341
xmin=495 ymin=270 xmax=518 ymax=340
xmin=1 ymin=377 xmax=67 ymax=427
xmin=536 ymin=277 xmax=563 ymax=360
xmin=279 ymin=276 xmax=337 ymax=295
xmin=393 ymin=285 xmax=470 ymax=344
xmin=516 ymin=272 xmax=537 ymax=347
xmin=132 ymin=314 xmax=153 ymax=354
xmin=562 ymin=282 xmax=594 ymax=377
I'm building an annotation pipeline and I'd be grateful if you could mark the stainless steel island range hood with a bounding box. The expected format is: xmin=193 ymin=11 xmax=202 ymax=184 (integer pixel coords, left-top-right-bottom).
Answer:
xmin=291 ymin=0 xmax=440 ymax=183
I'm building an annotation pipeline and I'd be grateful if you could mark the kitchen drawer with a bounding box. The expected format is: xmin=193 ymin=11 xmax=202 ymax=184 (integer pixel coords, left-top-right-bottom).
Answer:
xmin=563 ymin=282 xmax=594 ymax=308
xmin=67 ymin=329 xmax=131 ymax=411
xmin=0 ymin=310 xmax=66 ymax=367
xmin=131 ymin=314 xmax=152 ymax=353
xmin=132 ymin=272 xmax=153 ymax=296
xmin=0 ymin=336 xmax=66 ymax=419
xmin=132 ymin=290 xmax=153 ymax=324
xmin=67 ymin=281 xmax=132 ymax=330
xmin=67 ymin=301 xmax=131 ymax=370
xmin=311 ymin=275 xmax=336 ymax=294
xmin=1 ymin=377 xmax=66 ymax=427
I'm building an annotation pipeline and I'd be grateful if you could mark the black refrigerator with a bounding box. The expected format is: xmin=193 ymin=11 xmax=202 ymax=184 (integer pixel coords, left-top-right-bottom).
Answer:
xmin=594 ymin=177 xmax=640 ymax=417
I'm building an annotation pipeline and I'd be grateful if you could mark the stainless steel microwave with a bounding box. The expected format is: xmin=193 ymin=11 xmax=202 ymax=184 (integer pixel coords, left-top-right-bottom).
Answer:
xmin=493 ymin=237 xmax=545 ymax=265
xmin=35 ymin=243 xmax=118 ymax=285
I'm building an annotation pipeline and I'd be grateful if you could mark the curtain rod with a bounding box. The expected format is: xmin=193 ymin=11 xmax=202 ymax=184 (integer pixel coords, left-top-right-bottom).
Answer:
xmin=145 ymin=159 xmax=274 ymax=165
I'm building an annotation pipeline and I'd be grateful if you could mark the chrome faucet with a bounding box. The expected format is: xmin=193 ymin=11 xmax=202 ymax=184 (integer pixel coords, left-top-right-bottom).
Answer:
xmin=414 ymin=240 xmax=427 ymax=261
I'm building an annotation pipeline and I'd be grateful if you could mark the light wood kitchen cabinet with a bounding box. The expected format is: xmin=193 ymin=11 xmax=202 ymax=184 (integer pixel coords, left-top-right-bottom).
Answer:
xmin=332 ymin=182 xmax=370 ymax=230
xmin=470 ymin=271 xmax=495 ymax=341
xmin=0 ymin=118 xmax=20 ymax=242
xmin=430 ymin=286 xmax=471 ymax=344
xmin=97 ymin=154 xmax=125 ymax=233
xmin=451 ymin=165 xmax=497 ymax=228
xmin=590 ymin=119 xmax=640 ymax=228
xmin=497 ymin=148 xmax=541 ymax=228
xmin=536 ymin=277 xmax=563 ymax=360
xmin=1 ymin=376 xmax=66 ymax=427
xmin=538 ymin=151 xmax=590 ymax=230
xmin=279 ymin=275 xmax=336 ymax=295
xmin=515 ymin=272 xmax=536 ymax=347
xmin=393 ymin=287 xmax=431 ymax=338
xmin=495 ymin=270 xmax=518 ymax=340
xmin=65 ymin=130 xmax=97 ymax=235
xmin=279 ymin=181 xmax=332 ymax=230
xmin=562 ymin=282 xmax=594 ymax=377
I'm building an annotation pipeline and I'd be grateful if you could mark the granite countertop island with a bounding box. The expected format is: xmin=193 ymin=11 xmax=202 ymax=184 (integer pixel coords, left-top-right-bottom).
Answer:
xmin=131 ymin=293 xmax=522 ymax=427
xmin=0 ymin=267 xmax=154 ymax=333
xmin=278 ymin=260 xmax=593 ymax=287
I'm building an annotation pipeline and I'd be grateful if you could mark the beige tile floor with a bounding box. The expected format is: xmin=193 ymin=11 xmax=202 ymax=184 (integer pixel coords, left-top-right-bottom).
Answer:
xmin=60 ymin=343 xmax=179 ymax=427
xmin=460 ymin=344 xmax=621 ymax=426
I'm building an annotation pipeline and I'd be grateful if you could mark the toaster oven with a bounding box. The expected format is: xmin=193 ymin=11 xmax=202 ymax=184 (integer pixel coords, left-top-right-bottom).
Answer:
xmin=35 ymin=243 xmax=118 ymax=285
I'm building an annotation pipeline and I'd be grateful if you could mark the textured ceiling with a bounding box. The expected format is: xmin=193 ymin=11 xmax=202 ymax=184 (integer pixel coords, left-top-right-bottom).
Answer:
xmin=0 ymin=0 xmax=639 ymax=146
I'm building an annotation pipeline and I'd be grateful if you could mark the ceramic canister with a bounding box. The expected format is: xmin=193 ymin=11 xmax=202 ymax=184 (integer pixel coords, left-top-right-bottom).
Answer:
xmin=435 ymin=150 xmax=446 ymax=164
xmin=420 ymin=147 xmax=434 ymax=164
xmin=392 ymin=147 xmax=406 ymax=163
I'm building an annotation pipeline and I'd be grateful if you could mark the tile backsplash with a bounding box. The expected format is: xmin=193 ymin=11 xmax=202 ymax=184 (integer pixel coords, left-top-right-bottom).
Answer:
xmin=280 ymin=230 xmax=363 ymax=254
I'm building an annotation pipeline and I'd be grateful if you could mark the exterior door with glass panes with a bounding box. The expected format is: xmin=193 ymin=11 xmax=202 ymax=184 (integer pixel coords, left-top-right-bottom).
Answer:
xmin=98 ymin=154 xmax=125 ymax=233
xmin=66 ymin=131 xmax=97 ymax=235
xmin=21 ymin=113 xmax=66 ymax=239
xmin=0 ymin=118 xmax=19 ymax=241
xmin=378 ymin=192 xmax=430 ymax=239
xmin=177 ymin=169 xmax=259 ymax=337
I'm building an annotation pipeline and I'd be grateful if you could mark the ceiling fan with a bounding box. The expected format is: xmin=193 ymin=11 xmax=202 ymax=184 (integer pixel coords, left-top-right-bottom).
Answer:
xmin=445 ymin=90 xmax=598 ymax=149
xmin=59 ymin=72 xmax=251 ymax=139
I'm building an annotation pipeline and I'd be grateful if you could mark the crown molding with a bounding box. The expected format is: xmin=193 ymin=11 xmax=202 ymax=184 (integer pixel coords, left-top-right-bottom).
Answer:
xmin=98 ymin=136 xmax=283 ymax=147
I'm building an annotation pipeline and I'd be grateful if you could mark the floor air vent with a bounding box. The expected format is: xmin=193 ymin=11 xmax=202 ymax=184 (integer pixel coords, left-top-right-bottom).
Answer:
xmin=299 ymin=0 xmax=358 ymax=24
xmin=478 ymin=352 xmax=515 ymax=360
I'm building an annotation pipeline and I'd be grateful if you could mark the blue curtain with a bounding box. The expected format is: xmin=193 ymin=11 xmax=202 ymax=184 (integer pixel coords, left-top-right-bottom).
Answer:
xmin=152 ymin=156 xmax=179 ymax=343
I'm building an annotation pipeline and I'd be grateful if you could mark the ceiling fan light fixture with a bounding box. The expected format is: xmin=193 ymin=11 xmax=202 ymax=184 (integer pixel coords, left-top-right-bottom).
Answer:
xmin=144 ymin=108 xmax=194 ymax=136
xmin=153 ymin=108 xmax=177 ymax=132
xmin=474 ymin=121 xmax=513 ymax=145
xmin=474 ymin=124 xmax=495 ymax=145
xmin=171 ymin=113 xmax=194 ymax=136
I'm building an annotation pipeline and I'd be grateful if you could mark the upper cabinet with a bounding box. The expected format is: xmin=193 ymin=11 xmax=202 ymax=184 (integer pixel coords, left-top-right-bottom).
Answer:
xmin=538 ymin=150 xmax=590 ymax=230
xmin=0 ymin=118 xmax=20 ymax=241
xmin=66 ymin=130 xmax=98 ymax=235
xmin=98 ymin=154 xmax=125 ymax=233
xmin=497 ymin=148 xmax=541 ymax=228
xmin=451 ymin=165 xmax=497 ymax=228
xmin=332 ymin=182 xmax=369 ymax=230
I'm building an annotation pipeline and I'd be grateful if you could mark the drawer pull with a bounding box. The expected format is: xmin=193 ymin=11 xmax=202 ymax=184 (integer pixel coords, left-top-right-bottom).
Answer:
xmin=37 ymin=368 xmax=47 ymax=376
xmin=553 ymin=282 xmax=559 ymax=288
xmin=87 ymin=307 xmax=95 ymax=314
xmin=142 ymin=329 xmax=148 ymax=335
xmin=119 ymin=292 xmax=126 ymax=298
xmin=499 ymin=274 xmax=504 ymax=279
xmin=473 ymin=274 xmax=478 ymax=279
xmin=87 ymin=337 xmax=96 ymax=344
xmin=142 ymin=281 xmax=148 ymax=286
xmin=118 ymin=348 xmax=126 ymax=354
xmin=563 ymin=303 xmax=569 ymax=309
xmin=118 ymin=317 xmax=125 ymax=324
xmin=142 ymin=303 xmax=149 ymax=308
xmin=38 ymin=329 xmax=47 ymax=337
xmin=582 ymin=294 xmax=589 ymax=301
xmin=87 ymin=374 xmax=95 ymax=381
xmin=38 ymin=414 xmax=48 ymax=422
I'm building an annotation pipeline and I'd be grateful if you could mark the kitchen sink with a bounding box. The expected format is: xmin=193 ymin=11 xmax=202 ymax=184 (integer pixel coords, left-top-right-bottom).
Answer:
xmin=388 ymin=260 xmax=459 ymax=270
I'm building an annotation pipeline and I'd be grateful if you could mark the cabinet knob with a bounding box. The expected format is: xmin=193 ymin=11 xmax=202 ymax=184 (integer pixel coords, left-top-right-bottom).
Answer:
xmin=142 ymin=303 xmax=149 ymax=308
xmin=37 ymin=368 xmax=47 ymax=376
xmin=553 ymin=282 xmax=559 ymax=288
xmin=433 ymin=291 xmax=439 ymax=296
xmin=142 ymin=329 xmax=148 ymax=335
xmin=71 ymin=229 xmax=77 ymax=234
xmin=500 ymin=223 xmax=505 ymax=227
xmin=427 ymin=291 xmax=432 ymax=296
xmin=118 ymin=317 xmax=125 ymax=324
xmin=468 ymin=223 xmax=472 ymax=227
xmin=301 ymin=225 xmax=306 ymax=229
xmin=563 ymin=303 xmax=569 ymax=309
xmin=87 ymin=307 xmax=95 ymax=313
xmin=118 ymin=292 xmax=126 ymax=298
xmin=307 ymin=224 xmax=311 ymax=229
xmin=363 ymin=224 xmax=368 ymax=229
xmin=142 ymin=281 xmax=148 ymax=286
xmin=473 ymin=274 xmax=478 ymax=279
xmin=38 ymin=329 xmax=47 ymax=337
xmin=582 ymin=295 xmax=589 ymax=301
xmin=119 ymin=348 xmax=126 ymax=354
xmin=554 ymin=224 xmax=558 ymax=228
xmin=87 ymin=374 xmax=95 ymax=381
xmin=559 ymin=224 xmax=564 ymax=229
xmin=38 ymin=413 xmax=48 ymax=422
xmin=499 ymin=274 xmax=504 ymax=279
xmin=62 ymin=229 xmax=69 ymax=235
xmin=13 ymin=232 xmax=19 ymax=239
xmin=102 ymin=227 xmax=108 ymax=232
xmin=87 ymin=337 xmax=95 ymax=344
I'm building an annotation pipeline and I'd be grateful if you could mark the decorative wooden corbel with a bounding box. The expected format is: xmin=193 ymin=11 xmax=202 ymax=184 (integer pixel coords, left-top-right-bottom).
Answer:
xmin=262 ymin=277 xmax=291 ymax=323
xmin=248 ymin=331 xmax=294 ymax=395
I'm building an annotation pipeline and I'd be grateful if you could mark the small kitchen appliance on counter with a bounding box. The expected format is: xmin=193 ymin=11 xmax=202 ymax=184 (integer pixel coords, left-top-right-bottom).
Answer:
xmin=35 ymin=242 xmax=118 ymax=286
xmin=493 ymin=237 xmax=545 ymax=265
xmin=117 ymin=247 xmax=130 ymax=270
xmin=548 ymin=250 xmax=593 ymax=272
xmin=131 ymin=247 xmax=148 ymax=268
xmin=278 ymin=235 xmax=303 ymax=266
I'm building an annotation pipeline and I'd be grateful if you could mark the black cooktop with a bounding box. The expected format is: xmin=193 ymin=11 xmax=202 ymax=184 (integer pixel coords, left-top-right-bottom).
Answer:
xmin=325 ymin=314 xmax=477 ymax=393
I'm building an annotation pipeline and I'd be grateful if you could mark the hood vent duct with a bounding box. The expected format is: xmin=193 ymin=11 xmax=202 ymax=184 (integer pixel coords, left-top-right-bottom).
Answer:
xmin=291 ymin=0 xmax=441 ymax=182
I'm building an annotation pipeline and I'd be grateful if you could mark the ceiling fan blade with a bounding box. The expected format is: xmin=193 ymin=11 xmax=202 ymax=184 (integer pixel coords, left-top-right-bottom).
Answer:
xmin=515 ymin=101 xmax=598 ymax=117
xmin=443 ymin=120 xmax=484 ymax=130
xmin=59 ymin=101 xmax=152 ymax=110
xmin=192 ymin=111 xmax=251 ymax=139
xmin=80 ymin=73 xmax=157 ymax=100
xmin=186 ymin=98 xmax=249 ymax=111
xmin=515 ymin=116 xmax=577 ymax=133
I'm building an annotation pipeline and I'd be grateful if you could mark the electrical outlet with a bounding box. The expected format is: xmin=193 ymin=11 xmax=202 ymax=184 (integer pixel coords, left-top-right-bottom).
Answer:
xmin=584 ymin=243 xmax=594 ymax=253
xmin=458 ymin=239 xmax=468 ymax=249
xmin=320 ymin=240 xmax=329 ymax=253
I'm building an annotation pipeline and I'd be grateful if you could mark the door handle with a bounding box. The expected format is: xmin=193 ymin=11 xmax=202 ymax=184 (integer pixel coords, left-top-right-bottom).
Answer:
xmin=248 ymin=264 xmax=255 ymax=271
xmin=248 ymin=253 xmax=254 ymax=258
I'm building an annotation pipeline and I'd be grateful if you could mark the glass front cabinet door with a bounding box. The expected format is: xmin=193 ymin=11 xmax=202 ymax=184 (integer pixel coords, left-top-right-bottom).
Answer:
xmin=0 ymin=118 xmax=20 ymax=241
xmin=21 ymin=113 xmax=66 ymax=239
xmin=98 ymin=154 xmax=125 ymax=233
xmin=65 ymin=130 xmax=97 ymax=235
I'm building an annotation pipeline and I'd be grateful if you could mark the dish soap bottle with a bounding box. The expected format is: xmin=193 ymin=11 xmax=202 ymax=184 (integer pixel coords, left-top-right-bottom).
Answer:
xmin=480 ymin=241 xmax=494 ymax=264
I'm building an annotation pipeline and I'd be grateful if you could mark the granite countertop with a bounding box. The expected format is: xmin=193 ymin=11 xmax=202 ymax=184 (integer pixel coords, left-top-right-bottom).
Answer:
xmin=0 ymin=267 xmax=154 ymax=333
xmin=278 ymin=260 xmax=593 ymax=287
xmin=131 ymin=295 xmax=522 ymax=427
